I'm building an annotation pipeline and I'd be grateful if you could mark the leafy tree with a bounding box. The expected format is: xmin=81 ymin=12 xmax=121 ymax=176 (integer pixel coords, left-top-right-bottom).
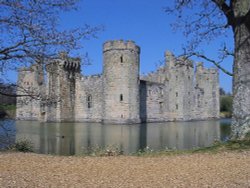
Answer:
xmin=0 ymin=0 xmax=100 ymax=96
xmin=166 ymin=0 xmax=250 ymax=139
xmin=219 ymin=88 xmax=226 ymax=96
xmin=0 ymin=83 xmax=16 ymax=105
xmin=220 ymin=95 xmax=233 ymax=116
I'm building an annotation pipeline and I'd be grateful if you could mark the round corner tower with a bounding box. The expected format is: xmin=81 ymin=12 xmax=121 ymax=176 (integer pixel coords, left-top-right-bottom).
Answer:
xmin=103 ymin=40 xmax=141 ymax=124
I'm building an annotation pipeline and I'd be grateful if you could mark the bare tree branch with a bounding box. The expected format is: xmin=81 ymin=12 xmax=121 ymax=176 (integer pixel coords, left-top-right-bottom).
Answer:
xmin=0 ymin=0 xmax=102 ymax=99
xmin=187 ymin=52 xmax=233 ymax=76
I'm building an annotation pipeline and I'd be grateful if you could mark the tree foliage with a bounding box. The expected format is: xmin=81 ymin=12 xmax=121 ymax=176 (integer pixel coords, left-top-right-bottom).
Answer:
xmin=220 ymin=95 xmax=233 ymax=115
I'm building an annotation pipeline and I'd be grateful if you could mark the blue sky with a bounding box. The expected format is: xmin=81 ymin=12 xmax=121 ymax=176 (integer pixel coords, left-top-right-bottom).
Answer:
xmin=61 ymin=0 xmax=233 ymax=92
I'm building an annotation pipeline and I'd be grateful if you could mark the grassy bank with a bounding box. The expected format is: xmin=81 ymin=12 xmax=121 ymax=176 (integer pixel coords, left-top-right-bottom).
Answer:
xmin=133 ymin=139 xmax=250 ymax=157
xmin=0 ymin=104 xmax=16 ymax=119
xmin=5 ymin=137 xmax=250 ymax=157
xmin=48 ymin=139 xmax=250 ymax=157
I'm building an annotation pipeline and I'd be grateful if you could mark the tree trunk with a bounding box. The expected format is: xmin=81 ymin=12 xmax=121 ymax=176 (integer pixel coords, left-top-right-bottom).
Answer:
xmin=231 ymin=0 xmax=250 ymax=139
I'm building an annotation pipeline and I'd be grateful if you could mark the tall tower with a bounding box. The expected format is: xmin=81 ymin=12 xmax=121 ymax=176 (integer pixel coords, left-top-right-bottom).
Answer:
xmin=45 ymin=52 xmax=80 ymax=122
xmin=195 ymin=63 xmax=219 ymax=119
xmin=16 ymin=64 xmax=44 ymax=120
xmin=164 ymin=52 xmax=195 ymax=121
xmin=103 ymin=40 xmax=140 ymax=124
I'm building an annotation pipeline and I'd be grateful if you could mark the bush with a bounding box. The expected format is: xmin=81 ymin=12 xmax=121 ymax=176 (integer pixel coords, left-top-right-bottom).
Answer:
xmin=14 ymin=139 xmax=34 ymax=152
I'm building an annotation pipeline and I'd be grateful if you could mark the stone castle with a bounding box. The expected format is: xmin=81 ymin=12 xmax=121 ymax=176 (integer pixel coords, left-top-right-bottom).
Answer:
xmin=16 ymin=40 xmax=220 ymax=123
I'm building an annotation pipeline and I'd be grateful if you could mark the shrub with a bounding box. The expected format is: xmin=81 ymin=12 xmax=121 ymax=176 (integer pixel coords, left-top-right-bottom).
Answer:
xmin=220 ymin=95 xmax=233 ymax=117
xmin=14 ymin=139 xmax=34 ymax=152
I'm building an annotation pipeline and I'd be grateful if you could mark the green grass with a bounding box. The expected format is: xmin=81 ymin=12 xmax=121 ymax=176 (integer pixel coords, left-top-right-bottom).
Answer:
xmin=2 ymin=139 xmax=34 ymax=153
xmin=0 ymin=104 xmax=16 ymax=111
xmin=79 ymin=139 xmax=250 ymax=157
xmin=0 ymin=104 xmax=16 ymax=119
xmin=133 ymin=139 xmax=250 ymax=157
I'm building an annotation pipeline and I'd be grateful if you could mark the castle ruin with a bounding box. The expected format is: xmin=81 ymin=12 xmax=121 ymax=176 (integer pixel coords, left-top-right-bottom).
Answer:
xmin=16 ymin=40 xmax=220 ymax=123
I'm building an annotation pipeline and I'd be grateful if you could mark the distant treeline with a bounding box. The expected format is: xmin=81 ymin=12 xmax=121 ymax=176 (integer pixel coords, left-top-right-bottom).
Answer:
xmin=0 ymin=83 xmax=16 ymax=105
xmin=0 ymin=83 xmax=16 ymax=119
xmin=220 ymin=88 xmax=232 ymax=118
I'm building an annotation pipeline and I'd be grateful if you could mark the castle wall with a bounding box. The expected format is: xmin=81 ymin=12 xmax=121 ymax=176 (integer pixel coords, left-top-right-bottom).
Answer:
xmin=164 ymin=52 xmax=195 ymax=121
xmin=16 ymin=64 xmax=43 ymax=120
xmin=140 ymin=81 xmax=165 ymax=122
xmin=140 ymin=66 xmax=166 ymax=84
xmin=103 ymin=40 xmax=141 ymax=124
xmin=195 ymin=63 xmax=220 ymax=119
xmin=45 ymin=62 xmax=62 ymax=122
xmin=16 ymin=40 xmax=220 ymax=123
xmin=74 ymin=75 xmax=103 ymax=122
xmin=45 ymin=54 xmax=80 ymax=122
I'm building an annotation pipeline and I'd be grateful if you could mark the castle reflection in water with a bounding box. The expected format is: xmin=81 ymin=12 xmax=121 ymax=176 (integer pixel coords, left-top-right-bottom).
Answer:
xmin=15 ymin=120 xmax=231 ymax=155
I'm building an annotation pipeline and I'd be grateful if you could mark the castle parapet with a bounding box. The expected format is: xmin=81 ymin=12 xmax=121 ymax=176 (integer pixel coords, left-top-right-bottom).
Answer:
xmin=103 ymin=40 xmax=140 ymax=53
xmin=63 ymin=58 xmax=81 ymax=71
xmin=164 ymin=51 xmax=175 ymax=59
xmin=165 ymin=51 xmax=194 ymax=68
xmin=196 ymin=62 xmax=218 ymax=74
xmin=46 ymin=52 xmax=81 ymax=72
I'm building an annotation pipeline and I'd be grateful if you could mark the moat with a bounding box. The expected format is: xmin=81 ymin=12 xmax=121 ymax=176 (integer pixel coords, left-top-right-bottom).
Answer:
xmin=1 ymin=119 xmax=231 ymax=155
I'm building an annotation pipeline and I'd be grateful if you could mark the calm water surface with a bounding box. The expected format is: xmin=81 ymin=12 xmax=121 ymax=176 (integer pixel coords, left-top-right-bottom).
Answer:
xmin=0 ymin=119 xmax=231 ymax=155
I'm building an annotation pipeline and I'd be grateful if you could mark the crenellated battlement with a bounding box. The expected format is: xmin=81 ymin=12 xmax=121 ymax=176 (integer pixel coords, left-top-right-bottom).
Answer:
xmin=103 ymin=40 xmax=140 ymax=53
xmin=46 ymin=52 xmax=81 ymax=72
xmin=196 ymin=62 xmax=218 ymax=74
xmin=62 ymin=58 xmax=81 ymax=72
xmin=164 ymin=51 xmax=175 ymax=60
xmin=164 ymin=51 xmax=194 ymax=68
xmin=80 ymin=74 xmax=102 ymax=81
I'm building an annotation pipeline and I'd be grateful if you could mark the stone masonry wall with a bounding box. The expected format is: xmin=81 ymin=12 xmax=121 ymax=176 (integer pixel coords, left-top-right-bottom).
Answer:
xmin=140 ymin=81 xmax=165 ymax=122
xmin=141 ymin=66 xmax=166 ymax=84
xmin=163 ymin=52 xmax=195 ymax=121
xmin=45 ymin=54 xmax=80 ymax=122
xmin=195 ymin=63 xmax=220 ymax=119
xmin=75 ymin=75 xmax=103 ymax=122
xmin=16 ymin=64 xmax=43 ymax=120
xmin=103 ymin=40 xmax=141 ymax=124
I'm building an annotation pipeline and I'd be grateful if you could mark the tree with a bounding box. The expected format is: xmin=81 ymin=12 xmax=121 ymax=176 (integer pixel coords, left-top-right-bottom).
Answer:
xmin=220 ymin=95 xmax=233 ymax=117
xmin=220 ymin=87 xmax=226 ymax=96
xmin=0 ymin=83 xmax=16 ymax=105
xmin=0 ymin=0 xmax=100 ymax=96
xmin=166 ymin=0 xmax=250 ymax=139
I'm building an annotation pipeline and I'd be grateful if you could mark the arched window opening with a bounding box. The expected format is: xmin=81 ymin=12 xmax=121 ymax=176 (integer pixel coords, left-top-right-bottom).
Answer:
xmin=120 ymin=94 xmax=123 ymax=102
xmin=87 ymin=95 xmax=92 ymax=108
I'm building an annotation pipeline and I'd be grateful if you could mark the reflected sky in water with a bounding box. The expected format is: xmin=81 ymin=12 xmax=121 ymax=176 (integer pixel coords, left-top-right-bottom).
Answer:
xmin=6 ymin=120 xmax=231 ymax=155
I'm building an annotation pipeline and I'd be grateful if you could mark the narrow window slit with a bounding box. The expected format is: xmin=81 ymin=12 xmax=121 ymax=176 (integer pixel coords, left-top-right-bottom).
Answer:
xmin=87 ymin=95 xmax=92 ymax=108
xmin=120 ymin=56 xmax=123 ymax=63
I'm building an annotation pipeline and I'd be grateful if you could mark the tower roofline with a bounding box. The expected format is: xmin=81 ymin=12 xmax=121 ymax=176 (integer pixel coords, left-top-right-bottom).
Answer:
xmin=103 ymin=40 xmax=140 ymax=53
